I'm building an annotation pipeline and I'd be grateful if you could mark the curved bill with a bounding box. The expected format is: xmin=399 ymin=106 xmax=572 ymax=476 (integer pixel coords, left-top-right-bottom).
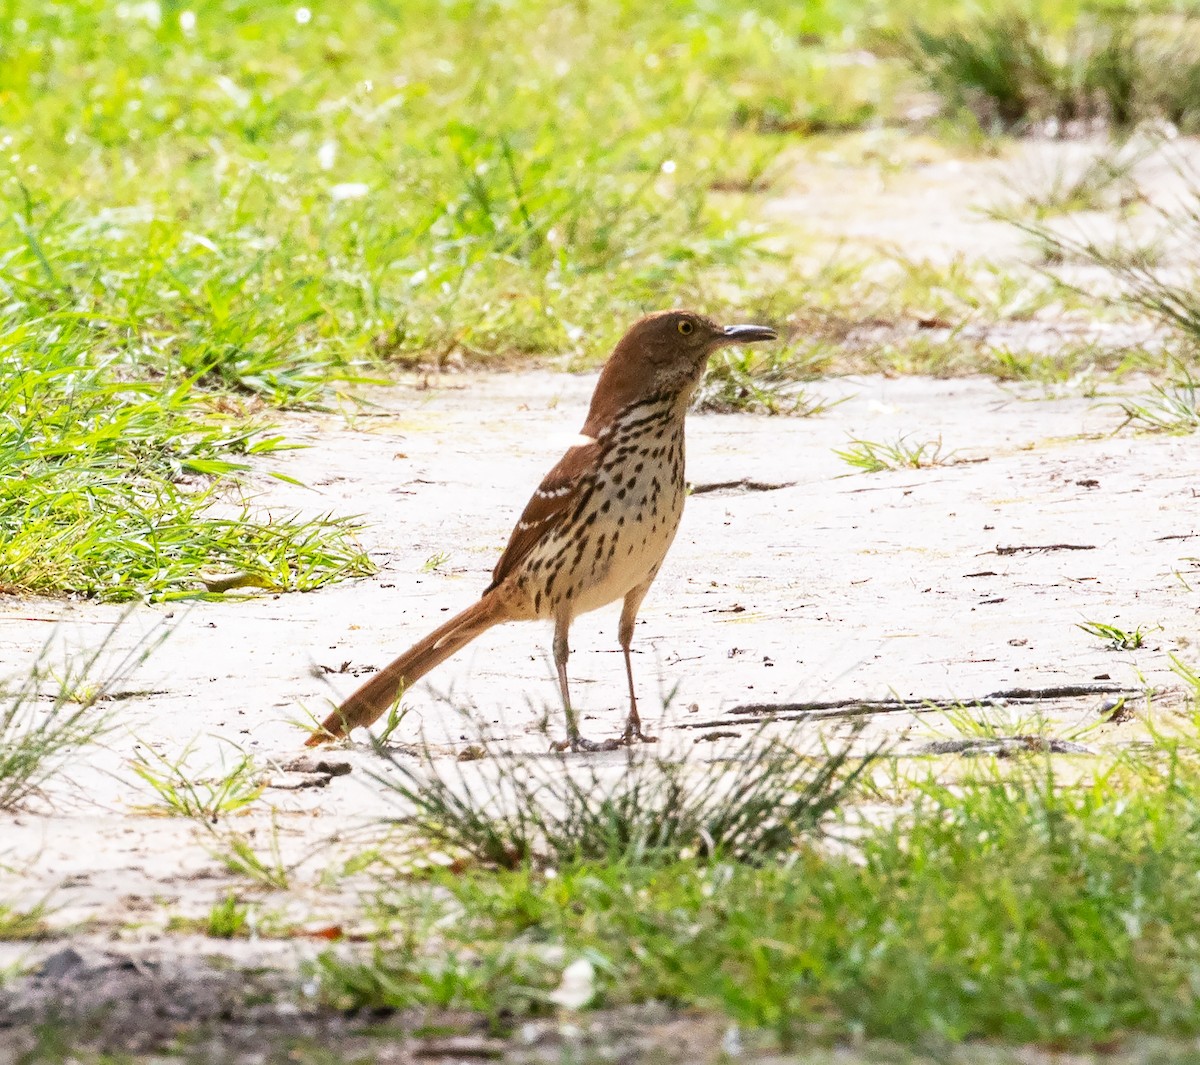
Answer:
xmin=721 ymin=323 xmax=778 ymax=344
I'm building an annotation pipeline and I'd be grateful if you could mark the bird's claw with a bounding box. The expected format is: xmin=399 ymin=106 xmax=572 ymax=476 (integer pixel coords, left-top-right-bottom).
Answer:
xmin=550 ymin=734 xmax=623 ymax=753
xmin=550 ymin=727 xmax=656 ymax=753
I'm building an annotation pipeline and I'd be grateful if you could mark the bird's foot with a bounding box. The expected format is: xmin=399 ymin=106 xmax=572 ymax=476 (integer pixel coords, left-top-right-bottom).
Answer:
xmin=620 ymin=725 xmax=658 ymax=745
xmin=550 ymin=733 xmax=623 ymax=754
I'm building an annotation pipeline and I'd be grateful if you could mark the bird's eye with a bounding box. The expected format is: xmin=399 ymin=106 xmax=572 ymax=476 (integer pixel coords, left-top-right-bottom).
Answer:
xmin=678 ymin=320 xmax=694 ymax=335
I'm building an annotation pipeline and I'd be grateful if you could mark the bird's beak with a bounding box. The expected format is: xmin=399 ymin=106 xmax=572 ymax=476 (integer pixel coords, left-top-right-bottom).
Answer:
xmin=720 ymin=324 xmax=777 ymax=345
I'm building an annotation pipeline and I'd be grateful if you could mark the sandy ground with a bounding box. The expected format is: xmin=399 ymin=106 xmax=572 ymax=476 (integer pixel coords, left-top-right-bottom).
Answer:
xmin=1 ymin=138 xmax=1199 ymax=1060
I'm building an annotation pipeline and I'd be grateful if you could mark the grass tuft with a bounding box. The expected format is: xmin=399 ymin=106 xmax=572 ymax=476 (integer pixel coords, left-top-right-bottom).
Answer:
xmin=0 ymin=618 xmax=163 ymax=811
xmin=205 ymin=894 xmax=253 ymax=939
xmin=204 ymin=814 xmax=295 ymax=892
xmin=1118 ymin=365 xmax=1200 ymax=436
xmin=132 ymin=739 xmax=264 ymax=822
xmin=372 ymin=722 xmax=875 ymax=870
xmin=0 ymin=898 xmax=52 ymax=941
xmin=997 ymin=144 xmax=1145 ymax=221
xmin=897 ymin=8 xmax=1200 ymax=134
xmin=694 ymin=341 xmax=839 ymax=416
xmin=1077 ymin=619 xmax=1150 ymax=651
xmin=834 ymin=434 xmax=951 ymax=472
xmin=1011 ymin=159 xmax=1200 ymax=397
xmin=1171 ymin=655 xmax=1200 ymax=712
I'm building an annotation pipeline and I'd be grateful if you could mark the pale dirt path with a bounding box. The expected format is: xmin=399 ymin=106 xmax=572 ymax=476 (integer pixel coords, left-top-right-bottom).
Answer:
xmin=1 ymin=371 xmax=1195 ymax=932
xmin=1 ymin=138 xmax=1198 ymax=1059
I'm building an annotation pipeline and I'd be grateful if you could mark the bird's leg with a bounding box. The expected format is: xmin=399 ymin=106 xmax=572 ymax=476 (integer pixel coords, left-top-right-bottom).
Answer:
xmin=549 ymin=613 xmax=614 ymax=752
xmin=618 ymin=583 xmax=657 ymax=745
xmin=551 ymin=616 xmax=580 ymax=750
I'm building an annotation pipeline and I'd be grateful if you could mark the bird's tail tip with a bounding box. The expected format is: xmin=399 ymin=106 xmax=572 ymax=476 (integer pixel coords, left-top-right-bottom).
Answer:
xmin=303 ymin=716 xmax=344 ymax=747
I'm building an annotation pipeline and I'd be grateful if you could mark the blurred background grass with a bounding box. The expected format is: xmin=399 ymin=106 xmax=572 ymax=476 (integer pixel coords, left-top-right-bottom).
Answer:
xmin=4 ymin=0 xmax=1199 ymax=599
xmin=1 ymin=0 xmax=905 ymax=386
xmin=7 ymin=0 xmax=1200 ymax=387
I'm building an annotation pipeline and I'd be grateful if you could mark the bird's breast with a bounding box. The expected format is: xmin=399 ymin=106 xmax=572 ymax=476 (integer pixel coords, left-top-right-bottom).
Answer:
xmin=519 ymin=404 xmax=688 ymax=620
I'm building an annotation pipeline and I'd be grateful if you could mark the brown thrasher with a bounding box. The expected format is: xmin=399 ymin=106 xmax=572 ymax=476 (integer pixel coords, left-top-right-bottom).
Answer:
xmin=308 ymin=310 xmax=776 ymax=751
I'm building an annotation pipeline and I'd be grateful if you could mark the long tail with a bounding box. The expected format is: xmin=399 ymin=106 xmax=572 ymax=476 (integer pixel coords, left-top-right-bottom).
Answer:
xmin=306 ymin=591 xmax=510 ymax=746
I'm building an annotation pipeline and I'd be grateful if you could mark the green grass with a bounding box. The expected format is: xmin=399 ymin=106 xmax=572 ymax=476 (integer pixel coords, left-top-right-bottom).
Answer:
xmin=0 ymin=291 xmax=373 ymax=601
xmin=926 ymin=696 xmax=1107 ymax=747
xmin=310 ymin=664 xmax=1200 ymax=1048
xmin=0 ymin=0 xmax=914 ymax=599
xmin=1174 ymin=657 xmax=1200 ymax=715
xmin=3 ymin=0 xmax=1100 ymax=401
xmin=205 ymin=894 xmax=253 ymax=939
xmin=0 ymin=0 xmax=903 ymax=377
xmin=987 ymin=342 xmax=1153 ymax=396
xmin=770 ymin=254 xmax=1099 ymax=380
xmin=318 ymin=727 xmax=1200 ymax=1049
xmin=0 ymin=680 xmax=106 ymax=812
xmin=1005 ymin=159 xmax=1200 ymax=399
xmin=1015 ymin=163 xmax=1200 ymax=349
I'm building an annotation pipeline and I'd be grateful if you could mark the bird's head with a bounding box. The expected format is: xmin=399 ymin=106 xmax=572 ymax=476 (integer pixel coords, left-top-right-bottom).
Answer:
xmin=584 ymin=310 xmax=777 ymax=431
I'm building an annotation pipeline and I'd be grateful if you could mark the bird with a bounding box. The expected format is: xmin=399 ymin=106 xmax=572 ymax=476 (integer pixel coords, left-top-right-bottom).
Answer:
xmin=307 ymin=309 xmax=777 ymax=751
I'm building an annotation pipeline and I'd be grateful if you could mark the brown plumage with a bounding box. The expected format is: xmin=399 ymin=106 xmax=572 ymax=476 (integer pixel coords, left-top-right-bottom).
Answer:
xmin=307 ymin=310 xmax=777 ymax=751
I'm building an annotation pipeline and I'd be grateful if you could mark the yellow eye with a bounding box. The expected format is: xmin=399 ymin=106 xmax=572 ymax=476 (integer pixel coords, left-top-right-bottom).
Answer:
xmin=678 ymin=320 xmax=694 ymax=335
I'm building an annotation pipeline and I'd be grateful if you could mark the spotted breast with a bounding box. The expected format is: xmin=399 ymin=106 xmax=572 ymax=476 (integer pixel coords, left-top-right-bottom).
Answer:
xmin=509 ymin=391 xmax=688 ymax=621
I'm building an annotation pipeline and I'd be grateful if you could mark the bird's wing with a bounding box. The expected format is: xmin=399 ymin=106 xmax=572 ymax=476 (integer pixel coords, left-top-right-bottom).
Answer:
xmin=486 ymin=439 xmax=600 ymax=591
